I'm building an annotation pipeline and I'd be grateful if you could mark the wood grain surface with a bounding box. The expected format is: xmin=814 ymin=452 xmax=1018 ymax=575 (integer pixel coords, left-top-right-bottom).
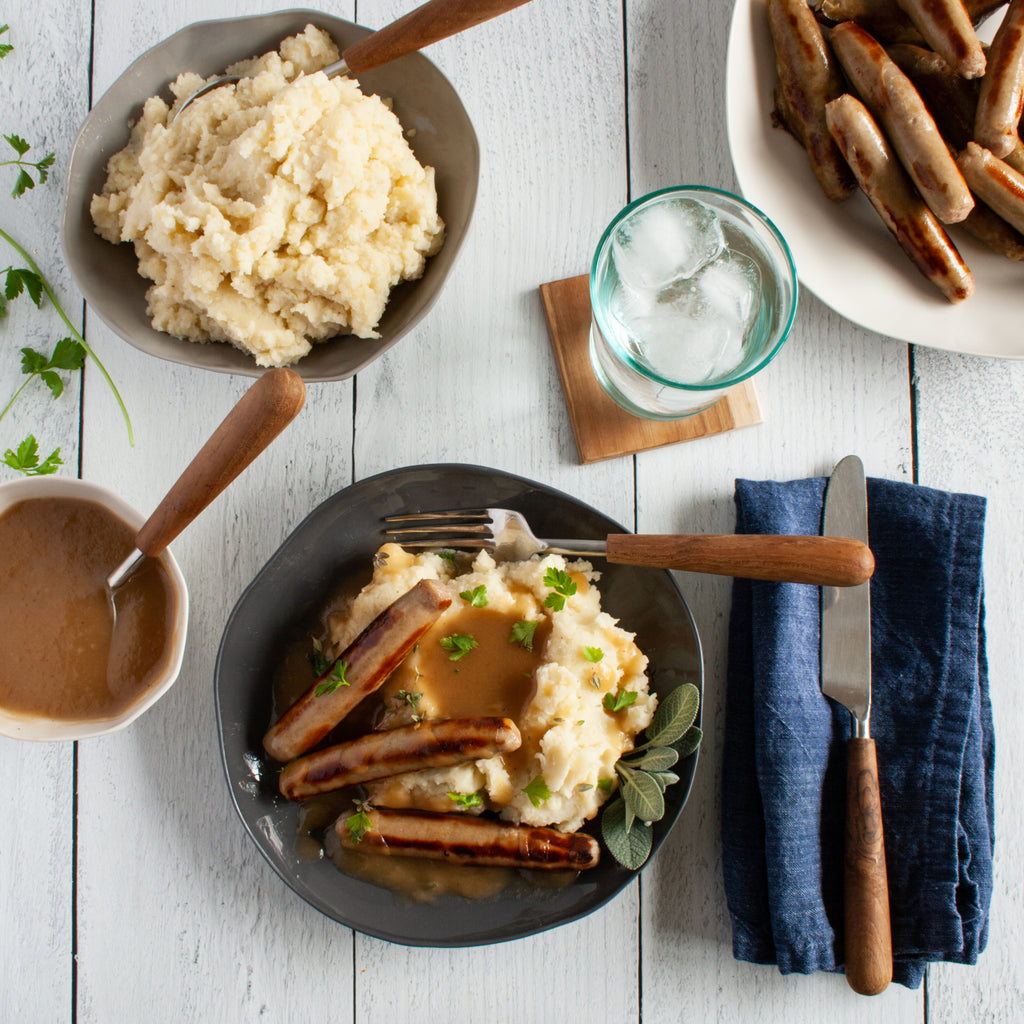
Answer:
xmin=1 ymin=0 xmax=1021 ymax=1021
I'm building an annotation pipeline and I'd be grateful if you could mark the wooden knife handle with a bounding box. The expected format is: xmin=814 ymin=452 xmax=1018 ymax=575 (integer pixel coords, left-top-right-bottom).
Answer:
xmin=135 ymin=369 xmax=306 ymax=557
xmin=604 ymin=534 xmax=875 ymax=586
xmin=342 ymin=0 xmax=534 ymax=75
xmin=844 ymin=737 xmax=893 ymax=996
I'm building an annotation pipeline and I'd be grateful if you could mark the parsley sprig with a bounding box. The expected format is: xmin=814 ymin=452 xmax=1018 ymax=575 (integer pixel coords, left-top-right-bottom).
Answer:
xmin=447 ymin=790 xmax=483 ymax=810
xmin=600 ymin=683 xmax=701 ymax=870
xmin=440 ymin=633 xmax=478 ymax=661
xmin=345 ymin=801 xmax=373 ymax=843
xmin=2 ymin=134 xmax=54 ymax=198
xmin=0 ymin=25 xmax=12 ymax=60
xmin=543 ymin=567 xmax=577 ymax=611
xmin=313 ymin=657 xmax=350 ymax=696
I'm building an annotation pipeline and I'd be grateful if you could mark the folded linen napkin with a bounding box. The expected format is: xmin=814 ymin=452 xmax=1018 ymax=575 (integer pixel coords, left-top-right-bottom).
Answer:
xmin=721 ymin=475 xmax=992 ymax=989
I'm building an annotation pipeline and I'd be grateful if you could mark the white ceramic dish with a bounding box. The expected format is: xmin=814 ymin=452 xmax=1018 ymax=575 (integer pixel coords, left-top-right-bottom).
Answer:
xmin=0 ymin=477 xmax=189 ymax=742
xmin=725 ymin=0 xmax=1021 ymax=358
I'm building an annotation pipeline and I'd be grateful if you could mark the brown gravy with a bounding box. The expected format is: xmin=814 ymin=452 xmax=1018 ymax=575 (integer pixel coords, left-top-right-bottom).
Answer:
xmin=0 ymin=496 xmax=179 ymax=722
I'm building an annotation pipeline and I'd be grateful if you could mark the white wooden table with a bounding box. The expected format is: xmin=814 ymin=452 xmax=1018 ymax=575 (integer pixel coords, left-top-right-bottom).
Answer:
xmin=2 ymin=1 xmax=1021 ymax=1020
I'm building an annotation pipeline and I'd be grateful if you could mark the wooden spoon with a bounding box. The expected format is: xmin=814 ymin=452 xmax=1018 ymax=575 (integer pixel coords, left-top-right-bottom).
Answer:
xmin=106 ymin=368 xmax=306 ymax=593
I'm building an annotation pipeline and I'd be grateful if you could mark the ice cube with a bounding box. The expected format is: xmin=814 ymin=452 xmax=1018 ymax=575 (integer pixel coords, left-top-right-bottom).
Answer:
xmin=630 ymin=303 xmax=740 ymax=386
xmin=611 ymin=198 xmax=725 ymax=291
xmin=694 ymin=251 xmax=760 ymax=331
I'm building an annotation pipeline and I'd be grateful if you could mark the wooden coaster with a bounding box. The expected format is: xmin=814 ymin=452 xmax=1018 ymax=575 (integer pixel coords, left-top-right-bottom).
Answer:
xmin=539 ymin=274 xmax=763 ymax=464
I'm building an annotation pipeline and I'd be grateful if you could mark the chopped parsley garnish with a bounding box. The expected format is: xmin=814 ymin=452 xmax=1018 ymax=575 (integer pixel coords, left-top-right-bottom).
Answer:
xmin=523 ymin=775 xmax=551 ymax=808
xmin=313 ymin=657 xmax=350 ymax=696
xmin=583 ymin=646 xmax=604 ymax=663
xmin=391 ymin=689 xmax=424 ymax=722
xmin=603 ymin=689 xmax=638 ymax=712
xmin=345 ymin=802 xmax=373 ymax=843
xmin=459 ymin=584 xmax=488 ymax=607
xmin=440 ymin=633 xmax=478 ymax=661
xmin=510 ymin=619 xmax=540 ymax=650
xmin=543 ymin=567 xmax=577 ymax=611
xmin=447 ymin=790 xmax=483 ymax=810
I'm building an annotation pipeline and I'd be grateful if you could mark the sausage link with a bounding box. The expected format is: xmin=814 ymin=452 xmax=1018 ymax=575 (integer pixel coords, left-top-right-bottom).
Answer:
xmin=825 ymin=94 xmax=974 ymax=302
xmin=768 ymin=0 xmax=857 ymax=201
xmin=960 ymin=202 xmax=1024 ymax=258
xmin=975 ymin=0 xmax=1024 ymax=157
xmin=894 ymin=0 xmax=987 ymax=77
xmin=831 ymin=22 xmax=974 ymax=223
xmin=956 ymin=140 xmax=1024 ymax=233
xmin=336 ymin=806 xmax=601 ymax=871
xmin=818 ymin=0 xmax=1007 ymax=46
xmin=263 ymin=578 xmax=452 ymax=762
xmin=279 ymin=716 xmax=521 ymax=800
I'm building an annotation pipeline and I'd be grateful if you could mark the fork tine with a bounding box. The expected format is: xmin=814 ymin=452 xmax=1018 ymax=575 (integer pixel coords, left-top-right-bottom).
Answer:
xmin=383 ymin=508 xmax=492 ymax=525
xmin=384 ymin=522 xmax=493 ymax=538
xmin=388 ymin=537 xmax=492 ymax=551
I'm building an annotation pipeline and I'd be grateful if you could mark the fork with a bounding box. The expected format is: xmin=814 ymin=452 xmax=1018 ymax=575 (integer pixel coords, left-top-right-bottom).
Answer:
xmin=383 ymin=507 xmax=874 ymax=587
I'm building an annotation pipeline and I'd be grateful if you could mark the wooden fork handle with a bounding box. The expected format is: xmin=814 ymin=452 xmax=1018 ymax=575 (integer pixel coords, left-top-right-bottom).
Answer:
xmin=135 ymin=369 xmax=306 ymax=557
xmin=342 ymin=0 xmax=534 ymax=75
xmin=844 ymin=737 xmax=892 ymax=995
xmin=604 ymin=534 xmax=874 ymax=586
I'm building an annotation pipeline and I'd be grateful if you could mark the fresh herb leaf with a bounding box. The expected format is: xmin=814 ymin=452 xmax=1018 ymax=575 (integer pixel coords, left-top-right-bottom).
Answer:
xmin=2 ymin=135 xmax=55 ymax=197
xmin=447 ymin=790 xmax=483 ymax=810
xmin=636 ymin=682 xmax=700 ymax=750
xmin=307 ymin=637 xmax=331 ymax=677
xmin=437 ymin=549 xmax=457 ymax=564
xmin=543 ymin=566 xmax=577 ymax=611
xmin=391 ymin=688 xmax=424 ymax=723
xmin=597 ymin=777 xmax=613 ymax=793
xmin=345 ymin=802 xmax=373 ymax=843
xmin=523 ymin=775 xmax=551 ymax=808
xmin=0 ymin=25 xmax=12 ymax=59
xmin=576 ymin=783 xmax=593 ymax=793
xmin=601 ymin=797 xmax=653 ymax=871
xmin=313 ymin=657 xmax=349 ymax=696
xmin=603 ymin=689 xmax=638 ymax=712
xmin=621 ymin=745 xmax=679 ymax=773
xmin=2 ymin=434 xmax=61 ymax=476
xmin=4 ymin=267 xmax=43 ymax=307
xmin=440 ymin=633 xmax=478 ymax=661
xmin=598 ymin=683 xmax=702 ymax=869
xmin=590 ymin=675 xmax=601 ymax=689
xmin=509 ymin=619 xmax=539 ymax=650
xmin=583 ymin=646 xmax=604 ymax=662
xmin=459 ymin=584 xmax=488 ymax=608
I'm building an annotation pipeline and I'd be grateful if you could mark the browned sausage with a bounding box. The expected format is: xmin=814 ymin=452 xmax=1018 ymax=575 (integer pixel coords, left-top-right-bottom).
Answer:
xmin=825 ymin=94 xmax=974 ymax=302
xmin=960 ymin=202 xmax=1024 ymax=258
xmin=831 ymin=22 xmax=974 ymax=222
xmin=768 ymin=0 xmax=857 ymax=201
xmin=975 ymin=0 xmax=1024 ymax=157
xmin=893 ymin=0 xmax=987 ymax=77
xmin=817 ymin=0 xmax=1007 ymax=45
xmin=956 ymin=140 xmax=1024 ymax=232
xmin=263 ymin=579 xmax=452 ymax=762
xmin=279 ymin=716 xmax=521 ymax=800
xmin=335 ymin=806 xmax=601 ymax=871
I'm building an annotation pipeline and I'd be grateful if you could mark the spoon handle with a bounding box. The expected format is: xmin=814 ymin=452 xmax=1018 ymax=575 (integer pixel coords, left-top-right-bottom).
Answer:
xmin=134 ymin=369 xmax=306 ymax=558
xmin=341 ymin=0 xmax=534 ymax=75
xmin=605 ymin=533 xmax=875 ymax=587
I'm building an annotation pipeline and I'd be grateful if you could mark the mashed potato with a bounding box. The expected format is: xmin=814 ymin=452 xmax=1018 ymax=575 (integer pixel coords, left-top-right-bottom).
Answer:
xmin=91 ymin=25 xmax=444 ymax=367
xmin=327 ymin=545 xmax=656 ymax=834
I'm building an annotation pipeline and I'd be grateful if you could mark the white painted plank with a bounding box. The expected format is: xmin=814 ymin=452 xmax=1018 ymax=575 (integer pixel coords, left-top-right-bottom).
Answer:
xmin=351 ymin=0 xmax=640 ymax=1019
xmin=624 ymin=0 xmax=922 ymax=1019
xmin=0 ymin=6 xmax=90 ymax=1020
xmin=73 ymin=1 xmax=361 ymax=1021
xmin=910 ymin=350 xmax=1024 ymax=1023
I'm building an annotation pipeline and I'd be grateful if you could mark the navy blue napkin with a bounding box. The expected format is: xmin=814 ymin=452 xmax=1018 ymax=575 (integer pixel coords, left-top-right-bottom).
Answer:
xmin=721 ymin=475 xmax=992 ymax=989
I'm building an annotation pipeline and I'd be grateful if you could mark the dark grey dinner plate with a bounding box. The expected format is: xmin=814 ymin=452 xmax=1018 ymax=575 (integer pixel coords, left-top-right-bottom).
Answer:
xmin=215 ymin=464 xmax=702 ymax=946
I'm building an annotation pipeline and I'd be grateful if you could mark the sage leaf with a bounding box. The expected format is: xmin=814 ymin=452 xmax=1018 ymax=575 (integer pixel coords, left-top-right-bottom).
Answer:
xmin=602 ymin=797 xmax=654 ymax=870
xmin=617 ymin=764 xmax=664 ymax=824
xmin=649 ymin=770 xmax=680 ymax=793
xmin=642 ymin=683 xmax=699 ymax=748
xmin=674 ymin=725 xmax=703 ymax=760
xmin=621 ymin=745 xmax=679 ymax=773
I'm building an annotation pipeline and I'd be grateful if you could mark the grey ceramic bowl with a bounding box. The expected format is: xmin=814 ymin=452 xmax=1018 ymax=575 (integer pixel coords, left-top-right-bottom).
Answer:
xmin=216 ymin=464 xmax=703 ymax=946
xmin=62 ymin=10 xmax=479 ymax=383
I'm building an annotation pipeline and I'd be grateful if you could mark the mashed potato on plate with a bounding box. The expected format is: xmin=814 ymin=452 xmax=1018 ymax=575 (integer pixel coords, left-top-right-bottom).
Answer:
xmin=91 ymin=25 xmax=444 ymax=367
xmin=327 ymin=545 xmax=656 ymax=834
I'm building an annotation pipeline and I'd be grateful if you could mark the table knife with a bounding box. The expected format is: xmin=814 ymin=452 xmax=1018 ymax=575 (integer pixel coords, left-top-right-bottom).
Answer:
xmin=821 ymin=455 xmax=892 ymax=996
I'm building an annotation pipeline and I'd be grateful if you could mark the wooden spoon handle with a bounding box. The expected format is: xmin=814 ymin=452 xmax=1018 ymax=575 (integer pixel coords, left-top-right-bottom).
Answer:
xmin=134 ymin=369 xmax=306 ymax=557
xmin=844 ymin=737 xmax=893 ymax=996
xmin=604 ymin=534 xmax=875 ymax=586
xmin=342 ymin=0 xmax=534 ymax=75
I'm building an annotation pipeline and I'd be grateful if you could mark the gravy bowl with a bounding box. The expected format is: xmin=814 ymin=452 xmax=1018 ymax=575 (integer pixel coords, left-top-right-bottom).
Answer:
xmin=0 ymin=476 xmax=189 ymax=742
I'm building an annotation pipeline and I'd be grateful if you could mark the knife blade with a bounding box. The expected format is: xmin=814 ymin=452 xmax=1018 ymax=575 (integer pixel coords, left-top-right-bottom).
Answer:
xmin=821 ymin=455 xmax=892 ymax=996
